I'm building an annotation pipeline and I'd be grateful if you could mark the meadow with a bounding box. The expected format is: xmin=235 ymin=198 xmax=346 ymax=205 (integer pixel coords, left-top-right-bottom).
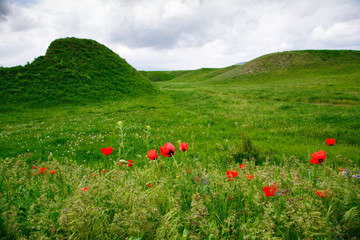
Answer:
xmin=0 ymin=49 xmax=360 ymax=239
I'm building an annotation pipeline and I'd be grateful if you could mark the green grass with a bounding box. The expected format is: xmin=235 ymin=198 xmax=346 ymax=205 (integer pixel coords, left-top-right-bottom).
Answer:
xmin=0 ymin=37 xmax=157 ymax=107
xmin=0 ymin=49 xmax=360 ymax=239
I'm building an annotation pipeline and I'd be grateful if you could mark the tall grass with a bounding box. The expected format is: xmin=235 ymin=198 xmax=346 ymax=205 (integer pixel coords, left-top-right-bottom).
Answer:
xmin=0 ymin=121 xmax=359 ymax=239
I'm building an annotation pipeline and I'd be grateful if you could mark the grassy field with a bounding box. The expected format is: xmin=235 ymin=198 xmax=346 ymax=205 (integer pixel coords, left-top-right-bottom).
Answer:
xmin=0 ymin=50 xmax=360 ymax=239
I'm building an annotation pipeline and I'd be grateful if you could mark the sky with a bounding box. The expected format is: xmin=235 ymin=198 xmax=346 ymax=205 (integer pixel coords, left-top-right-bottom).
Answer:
xmin=0 ymin=0 xmax=359 ymax=70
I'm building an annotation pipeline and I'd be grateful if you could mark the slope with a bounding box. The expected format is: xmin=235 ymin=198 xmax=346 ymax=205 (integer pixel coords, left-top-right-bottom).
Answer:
xmin=0 ymin=37 xmax=157 ymax=107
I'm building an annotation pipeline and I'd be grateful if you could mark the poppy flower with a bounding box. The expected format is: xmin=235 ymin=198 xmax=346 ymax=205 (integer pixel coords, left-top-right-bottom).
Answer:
xmin=326 ymin=138 xmax=335 ymax=146
xmin=239 ymin=164 xmax=245 ymax=169
xmin=226 ymin=170 xmax=238 ymax=181
xmin=32 ymin=166 xmax=37 ymax=169
xmin=146 ymin=149 xmax=158 ymax=160
xmin=245 ymin=174 xmax=253 ymax=180
xmin=39 ymin=168 xmax=47 ymax=174
xmin=316 ymin=190 xmax=329 ymax=198
xmin=195 ymin=177 xmax=199 ymax=181
xmin=92 ymin=173 xmax=97 ymax=177
xmin=179 ymin=142 xmax=188 ymax=152
xmin=186 ymin=169 xmax=191 ymax=174
xmin=101 ymin=169 xmax=106 ymax=173
xmin=127 ymin=160 xmax=133 ymax=167
xmin=31 ymin=172 xmax=36 ymax=176
xmin=228 ymin=196 xmax=232 ymax=200
xmin=263 ymin=183 xmax=278 ymax=197
xmin=50 ymin=169 xmax=56 ymax=175
xmin=101 ymin=147 xmax=113 ymax=155
xmin=160 ymin=143 xmax=175 ymax=157
xmin=147 ymin=183 xmax=154 ymax=187
xmin=310 ymin=150 xmax=326 ymax=164
xmin=81 ymin=187 xmax=88 ymax=192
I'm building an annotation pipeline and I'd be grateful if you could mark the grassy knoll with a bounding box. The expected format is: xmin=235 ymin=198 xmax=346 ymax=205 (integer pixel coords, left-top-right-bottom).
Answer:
xmin=0 ymin=37 xmax=157 ymax=107
xmin=0 ymin=49 xmax=359 ymax=239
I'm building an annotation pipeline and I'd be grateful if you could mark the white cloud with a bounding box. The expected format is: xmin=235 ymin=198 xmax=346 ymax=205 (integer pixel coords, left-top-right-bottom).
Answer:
xmin=0 ymin=0 xmax=359 ymax=70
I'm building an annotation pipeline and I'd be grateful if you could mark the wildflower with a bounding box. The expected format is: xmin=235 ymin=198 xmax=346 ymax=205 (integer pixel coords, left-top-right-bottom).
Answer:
xmin=245 ymin=174 xmax=253 ymax=180
xmin=101 ymin=147 xmax=113 ymax=155
xmin=101 ymin=169 xmax=106 ymax=173
xmin=147 ymin=183 xmax=154 ymax=187
xmin=338 ymin=168 xmax=344 ymax=172
xmin=310 ymin=150 xmax=326 ymax=164
xmin=117 ymin=121 xmax=123 ymax=127
xmin=92 ymin=173 xmax=97 ymax=177
xmin=81 ymin=187 xmax=88 ymax=192
xmin=326 ymin=138 xmax=335 ymax=146
xmin=316 ymin=190 xmax=329 ymax=198
xmin=263 ymin=183 xmax=278 ymax=197
xmin=195 ymin=177 xmax=199 ymax=181
xmin=186 ymin=169 xmax=191 ymax=174
xmin=146 ymin=149 xmax=158 ymax=160
xmin=239 ymin=164 xmax=245 ymax=169
xmin=39 ymin=168 xmax=47 ymax=174
xmin=50 ymin=169 xmax=56 ymax=174
xmin=31 ymin=172 xmax=36 ymax=176
xmin=179 ymin=142 xmax=188 ymax=152
xmin=160 ymin=143 xmax=175 ymax=157
xmin=226 ymin=170 xmax=238 ymax=181
xmin=32 ymin=166 xmax=37 ymax=169
xmin=127 ymin=160 xmax=133 ymax=167
xmin=228 ymin=196 xmax=232 ymax=200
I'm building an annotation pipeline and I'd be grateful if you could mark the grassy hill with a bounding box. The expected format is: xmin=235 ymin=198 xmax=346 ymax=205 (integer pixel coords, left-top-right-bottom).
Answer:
xmin=0 ymin=37 xmax=157 ymax=107
xmin=1 ymin=49 xmax=360 ymax=239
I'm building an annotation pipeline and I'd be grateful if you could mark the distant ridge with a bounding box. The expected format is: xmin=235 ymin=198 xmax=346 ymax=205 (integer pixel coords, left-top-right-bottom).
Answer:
xmin=214 ymin=50 xmax=360 ymax=80
xmin=0 ymin=37 xmax=157 ymax=106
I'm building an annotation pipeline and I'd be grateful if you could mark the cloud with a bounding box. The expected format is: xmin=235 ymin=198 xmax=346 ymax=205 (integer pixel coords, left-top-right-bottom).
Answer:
xmin=0 ymin=0 xmax=10 ymax=20
xmin=0 ymin=0 xmax=359 ymax=69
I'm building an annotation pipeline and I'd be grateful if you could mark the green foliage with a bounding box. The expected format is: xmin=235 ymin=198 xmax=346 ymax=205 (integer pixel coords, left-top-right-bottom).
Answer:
xmin=1 ymin=49 xmax=360 ymax=238
xmin=231 ymin=136 xmax=263 ymax=164
xmin=0 ymin=37 xmax=158 ymax=107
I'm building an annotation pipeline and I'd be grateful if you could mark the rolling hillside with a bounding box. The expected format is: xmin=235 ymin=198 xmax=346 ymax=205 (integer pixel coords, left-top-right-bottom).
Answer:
xmin=0 ymin=37 xmax=158 ymax=107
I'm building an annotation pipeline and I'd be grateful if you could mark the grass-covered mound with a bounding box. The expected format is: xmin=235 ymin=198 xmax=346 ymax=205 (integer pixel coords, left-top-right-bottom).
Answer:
xmin=212 ymin=50 xmax=360 ymax=81
xmin=0 ymin=37 xmax=157 ymax=107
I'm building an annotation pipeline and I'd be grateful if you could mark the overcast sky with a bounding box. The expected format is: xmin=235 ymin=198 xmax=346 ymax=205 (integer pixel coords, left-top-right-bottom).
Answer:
xmin=0 ymin=0 xmax=359 ymax=70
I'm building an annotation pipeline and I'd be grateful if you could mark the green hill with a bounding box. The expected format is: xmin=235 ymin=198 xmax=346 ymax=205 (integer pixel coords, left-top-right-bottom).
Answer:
xmin=147 ymin=50 xmax=360 ymax=84
xmin=212 ymin=50 xmax=360 ymax=81
xmin=0 ymin=37 xmax=157 ymax=107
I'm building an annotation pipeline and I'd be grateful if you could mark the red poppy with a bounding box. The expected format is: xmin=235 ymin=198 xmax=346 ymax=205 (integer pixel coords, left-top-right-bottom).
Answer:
xmin=239 ymin=164 xmax=245 ymax=169
xmin=39 ymin=168 xmax=47 ymax=174
xmin=92 ymin=173 xmax=97 ymax=177
xmin=179 ymin=142 xmax=188 ymax=152
xmin=32 ymin=166 xmax=37 ymax=169
xmin=263 ymin=183 xmax=278 ymax=197
xmin=226 ymin=170 xmax=238 ymax=181
xmin=101 ymin=147 xmax=113 ymax=155
xmin=316 ymin=190 xmax=329 ymax=198
xmin=146 ymin=149 xmax=158 ymax=160
xmin=228 ymin=196 xmax=232 ymax=200
xmin=245 ymin=174 xmax=253 ymax=180
xmin=338 ymin=168 xmax=344 ymax=172
xmin=326 ymin=138 xmax=335 ymax=146
xmin=310 ymin=150 xmax=326 ymax=164
xmin=50 ymin=169 xmax=56 ymax=175
xmin=195 ymin=177 xmax=199 ymax=181
xmin=31 ymin=172 xmax=36 ymax=176
xmin=101 ymin=169 xmax=106 ymax=173
xmin=127 ymin=160 xmax=133 ymax=167
xmin=186 ymin=169 xmax=191 ymax=174
xmin=81 ymin=187 xmax=88 ymax=192
xmin=160 ymin=143 xmax=175 ymax=157
xmin=147 ymin=183 xmax=154 ymax=187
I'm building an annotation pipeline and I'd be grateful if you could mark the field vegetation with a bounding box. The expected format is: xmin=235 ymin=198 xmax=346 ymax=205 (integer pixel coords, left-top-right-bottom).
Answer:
xmin=0 ymin=43 xmax=359 ymax=239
